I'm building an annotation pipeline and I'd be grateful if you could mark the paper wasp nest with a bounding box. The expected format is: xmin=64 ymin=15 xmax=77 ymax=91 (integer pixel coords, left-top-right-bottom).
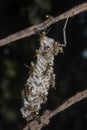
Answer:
xmin=20 ymin=33 xmax=63 ymax=121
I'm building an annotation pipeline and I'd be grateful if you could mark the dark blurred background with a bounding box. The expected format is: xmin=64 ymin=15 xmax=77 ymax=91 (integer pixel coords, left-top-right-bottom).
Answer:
xmin=0 ymin=0 xmax=87 ymax=130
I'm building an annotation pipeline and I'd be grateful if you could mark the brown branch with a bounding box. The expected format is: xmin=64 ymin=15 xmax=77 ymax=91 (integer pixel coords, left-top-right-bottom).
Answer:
xmin=23 ymin=89 xmax=87 ymax=130
xmin=0 ymin=2 xmax=87 ymax=47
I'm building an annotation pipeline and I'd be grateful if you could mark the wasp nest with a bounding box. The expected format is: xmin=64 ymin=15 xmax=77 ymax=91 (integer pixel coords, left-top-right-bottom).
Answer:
xmin=20 ymin=33 xmax=63 ymax=121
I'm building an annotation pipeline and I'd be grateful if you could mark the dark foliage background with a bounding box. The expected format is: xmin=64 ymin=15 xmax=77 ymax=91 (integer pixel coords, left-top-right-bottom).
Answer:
xmin=0 ymin=0 xmax=87 ymax=130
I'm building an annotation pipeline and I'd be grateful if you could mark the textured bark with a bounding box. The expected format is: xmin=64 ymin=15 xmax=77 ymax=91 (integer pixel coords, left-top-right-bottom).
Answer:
xmin=0 ymin=3 xmax=87 ymax=46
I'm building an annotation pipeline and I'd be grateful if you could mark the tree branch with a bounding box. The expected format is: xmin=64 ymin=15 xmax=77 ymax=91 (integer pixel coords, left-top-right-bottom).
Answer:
xmin=0 ymin=2 xmax=87 ymax=46
xmin=22 ymin=89 xmax=87 ymax=130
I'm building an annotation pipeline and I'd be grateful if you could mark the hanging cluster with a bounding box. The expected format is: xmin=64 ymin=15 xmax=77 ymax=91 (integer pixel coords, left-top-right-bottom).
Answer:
xmin=20 ymin=32 xmax=63 ymax=121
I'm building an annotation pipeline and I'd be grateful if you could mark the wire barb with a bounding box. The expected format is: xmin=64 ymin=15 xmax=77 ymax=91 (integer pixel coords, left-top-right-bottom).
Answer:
xmin=61 ymin=17 xmax=69 ymax=47
xmin=63 ymin=17 xmax=69 ymax=47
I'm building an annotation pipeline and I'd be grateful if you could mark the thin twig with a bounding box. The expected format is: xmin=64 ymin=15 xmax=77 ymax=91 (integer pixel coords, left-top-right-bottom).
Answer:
xmin=49 ymin=89 xmax=87 ymax=118
xmin=0 ymin=2 xmax=87 ymax=46
xmin=22 ymin=89 xmax=87 ymax=130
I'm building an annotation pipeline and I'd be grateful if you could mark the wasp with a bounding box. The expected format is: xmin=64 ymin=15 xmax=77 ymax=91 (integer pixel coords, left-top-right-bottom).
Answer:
xmin=45 ymin=15 xmax=54 ymax=22
xmin=24 ymin=62 xmax=37 ymax=76
xmin=53 ymin=42 xmax=63 ymax=56
xmin=39 ymin=31 xmax=46 ymax=44
xmin=43 ymin=46 xmax=51 ymax=57
xmin=21 ymin=84 xmax=30 ymax=100
xmin=39 ymin=92 xmax=47 ymax=103
xmin=50 ymin=74 xmax=56 ymax=89
xmin=29 ymin=62 xmax=37 ymax=76
xmin=21 ymin=83 xmax=32 ymax=101
xmin=34 ymin=49 xmax=41 ymax=59
xmin=43 ymin=62 xmax=53 ymax=75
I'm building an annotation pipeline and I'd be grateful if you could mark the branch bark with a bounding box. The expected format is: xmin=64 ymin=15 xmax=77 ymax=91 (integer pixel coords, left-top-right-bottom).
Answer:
xmin=23 ymin=89 xmax=87 ymax=130
xmin=0 ymin=2 xmax=87 ymax=46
